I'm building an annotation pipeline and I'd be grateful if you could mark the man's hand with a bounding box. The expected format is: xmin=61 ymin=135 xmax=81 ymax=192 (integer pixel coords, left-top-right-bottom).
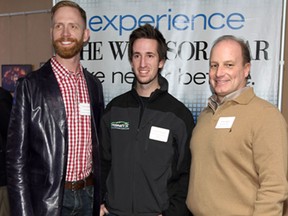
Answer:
xmin=100 ymin=204 xmax=109 ymax=216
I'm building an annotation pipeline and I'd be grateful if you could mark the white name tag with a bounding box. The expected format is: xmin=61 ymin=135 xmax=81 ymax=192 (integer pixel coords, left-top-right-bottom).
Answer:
xmin=79 ymin=103 xmax=91 ymax=116
xmin=215 ymin=117 xmax=235 ymax=129
xmin=149 ymin=126 xmax=170 ymax=142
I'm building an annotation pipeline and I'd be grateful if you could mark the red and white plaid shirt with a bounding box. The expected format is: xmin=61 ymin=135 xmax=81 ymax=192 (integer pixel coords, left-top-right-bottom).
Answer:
xmin=51 ymin=57 xmax=92 ymax=182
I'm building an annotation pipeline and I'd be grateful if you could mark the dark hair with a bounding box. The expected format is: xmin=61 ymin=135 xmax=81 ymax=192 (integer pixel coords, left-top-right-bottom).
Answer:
xmin=51 ymin=0 xmax=87 ymax=26
xmin=128 ymin=24 xmax=167 ymax=63
xmin=211 ymin=35 xmax=251 ymax=65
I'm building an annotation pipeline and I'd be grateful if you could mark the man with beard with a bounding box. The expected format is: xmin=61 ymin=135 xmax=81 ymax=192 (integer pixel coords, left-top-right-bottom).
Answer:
xmin=100 ymin=24 xmax=194 ymax=216
xmin=6 ymin=1 xmax=104 ymax=216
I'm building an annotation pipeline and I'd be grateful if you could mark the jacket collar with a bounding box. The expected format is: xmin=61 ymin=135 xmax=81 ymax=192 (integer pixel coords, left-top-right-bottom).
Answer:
xmin=131 ymin=73 xmax=168 ymax=101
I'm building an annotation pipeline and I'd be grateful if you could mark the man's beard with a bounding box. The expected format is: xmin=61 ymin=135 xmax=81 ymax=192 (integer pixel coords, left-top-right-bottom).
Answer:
xmin=53 ymin=37 xmax=84 ymax=59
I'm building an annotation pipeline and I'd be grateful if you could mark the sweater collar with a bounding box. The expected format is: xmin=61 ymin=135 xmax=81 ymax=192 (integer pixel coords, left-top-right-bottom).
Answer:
xmin=208 ymin=87 xmax=254 ymax=112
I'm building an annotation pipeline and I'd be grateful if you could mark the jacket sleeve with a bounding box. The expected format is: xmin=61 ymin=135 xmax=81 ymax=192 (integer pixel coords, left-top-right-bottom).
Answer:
xmin=164 ymin=111 xmax=195 ymax=216
xmin=99 ymin=108 xmax=112 ymax=203
xmin=252 ymin=106 xmax=288 ymax=215
xmin=6 ymin=78 xmax=34 ymax=216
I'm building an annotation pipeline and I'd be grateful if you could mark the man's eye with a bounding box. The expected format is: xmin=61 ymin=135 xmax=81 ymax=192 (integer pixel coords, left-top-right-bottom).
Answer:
xmin=210 ymin=64 xmax=217 ymax=69
xmin=54 ymin=24 xmax=62 ymax=29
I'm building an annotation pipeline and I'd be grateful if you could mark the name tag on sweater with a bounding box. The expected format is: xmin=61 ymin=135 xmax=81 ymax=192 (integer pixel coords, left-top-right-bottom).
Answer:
xmin=79 ymin=103 xmax=91 ymax=116
xmin=149 ymin=126 xmax=170 ymax=142
xmin=215 ymin=117 xmax=235 ymax=129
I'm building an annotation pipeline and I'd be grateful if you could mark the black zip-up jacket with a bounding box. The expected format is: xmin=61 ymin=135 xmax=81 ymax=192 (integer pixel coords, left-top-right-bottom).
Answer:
xmin=100 ymin=75 xmax=195 ymax=216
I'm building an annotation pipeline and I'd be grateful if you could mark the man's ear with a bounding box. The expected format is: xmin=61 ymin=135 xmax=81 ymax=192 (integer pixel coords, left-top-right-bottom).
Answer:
xmin=159 ymin=59 xmax=165 ymax=69
xmin=83 ymin=28 xmax=90 ymax=43
xmin=244 ymin=62 xmax=251 ymax=78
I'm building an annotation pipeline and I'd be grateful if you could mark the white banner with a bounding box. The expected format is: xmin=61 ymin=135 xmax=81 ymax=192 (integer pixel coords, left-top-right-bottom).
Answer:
xmin=54 ymin=0 xmax=284 ymax=120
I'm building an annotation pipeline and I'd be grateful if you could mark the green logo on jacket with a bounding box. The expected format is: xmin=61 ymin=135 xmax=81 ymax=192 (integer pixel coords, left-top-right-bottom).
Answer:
xmin=111 ymin=121 xmax=129 ymax=130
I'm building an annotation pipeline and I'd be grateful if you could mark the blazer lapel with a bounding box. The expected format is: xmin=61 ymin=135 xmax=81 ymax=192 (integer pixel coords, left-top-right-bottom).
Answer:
xmin=40 ymin=61 xmax=67 ymax=137
xmin=83 ymin=69 xmax=104 ymax=135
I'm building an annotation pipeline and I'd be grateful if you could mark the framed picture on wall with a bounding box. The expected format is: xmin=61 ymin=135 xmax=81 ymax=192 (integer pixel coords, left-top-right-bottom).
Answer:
xmin=1 ymin=64 xmax=32 ymax=92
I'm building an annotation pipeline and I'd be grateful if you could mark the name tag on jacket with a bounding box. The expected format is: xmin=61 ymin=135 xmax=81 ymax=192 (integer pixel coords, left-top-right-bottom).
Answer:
xmin=149 ymin=126 xmax=170 ymax=142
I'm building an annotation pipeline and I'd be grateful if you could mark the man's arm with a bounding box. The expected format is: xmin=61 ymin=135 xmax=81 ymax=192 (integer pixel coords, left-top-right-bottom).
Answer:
xmin=99 ymin=109 xmax=112 ymax=203
xmin=163 ymin=110 xmax=195 ymax=216
xmin=6 ymin=79 xmax=34 ymax=216
xmin=253 ymin=107 xmax=288 ymax=215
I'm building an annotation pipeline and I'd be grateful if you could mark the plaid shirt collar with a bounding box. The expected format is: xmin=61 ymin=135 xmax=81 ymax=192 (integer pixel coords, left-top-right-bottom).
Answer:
xmin=51 ymin=56 xmax=83 ymax=80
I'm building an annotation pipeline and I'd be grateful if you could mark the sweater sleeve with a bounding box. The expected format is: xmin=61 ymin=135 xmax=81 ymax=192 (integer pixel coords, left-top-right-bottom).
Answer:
xmin=252 ymin=106 xmax=288 ymax=215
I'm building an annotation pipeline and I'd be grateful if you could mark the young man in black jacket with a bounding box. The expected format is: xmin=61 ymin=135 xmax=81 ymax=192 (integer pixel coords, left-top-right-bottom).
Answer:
xmin=100 ymin=24 xmax=195 ymax=216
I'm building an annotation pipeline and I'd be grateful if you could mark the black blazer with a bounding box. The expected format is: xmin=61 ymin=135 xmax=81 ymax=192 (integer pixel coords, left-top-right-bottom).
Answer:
xmin=6 ymin=60 xmax=104 ymax=216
